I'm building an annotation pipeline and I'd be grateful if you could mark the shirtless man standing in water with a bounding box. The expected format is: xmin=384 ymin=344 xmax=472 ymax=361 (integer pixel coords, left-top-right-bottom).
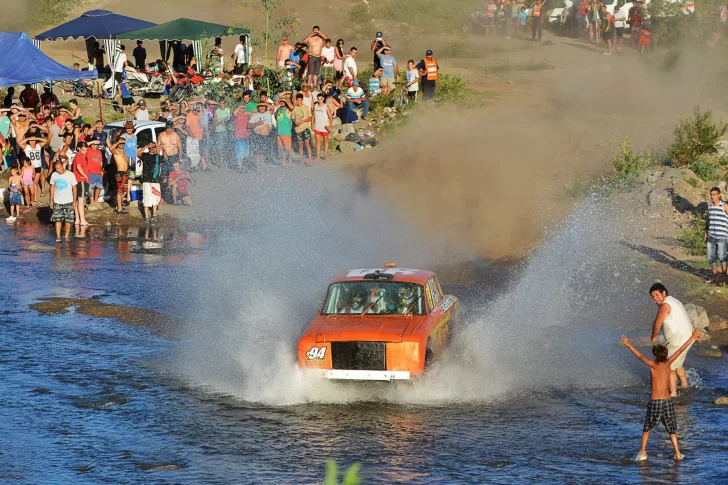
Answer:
xmin=302 ymin=26 xmax=329 ymax=86
xmin=276 ymin=37 xmax=295 ymax=69
xmin=157 ymin=121 xmax=183 ymax=174
xmin=110 ymin=137 xmax=129 ymax=214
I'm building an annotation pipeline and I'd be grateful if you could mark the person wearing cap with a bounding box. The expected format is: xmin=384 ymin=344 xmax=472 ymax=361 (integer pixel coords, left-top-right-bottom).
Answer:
xmin=130 ymin=99 xmax=150 ymax=121
xmin=370 ymin=32 xmax=388 ymax=70
xmin=277 ymin=36 xmax=295 ymax=69
xmin=248 ymin=102 xmax=274 ymax=171
xmin=376 ymin=46 xmax=399 ymax=93
xmin=345 ymin=80 xmax=369 ymax=121
xmin=416 ymin=50 xmax=439 ymax=101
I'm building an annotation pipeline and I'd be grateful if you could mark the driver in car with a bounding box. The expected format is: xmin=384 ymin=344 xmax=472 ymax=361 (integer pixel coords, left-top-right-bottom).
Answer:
xmin=340 ymin=286 xmax=367 ymax=314
xmin=396 ymin=285 xmax=417 ymax=314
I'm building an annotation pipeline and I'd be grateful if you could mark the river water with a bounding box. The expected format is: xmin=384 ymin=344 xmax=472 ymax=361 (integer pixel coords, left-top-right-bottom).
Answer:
xmin=2 ymin=212 xmax=728 ymax=484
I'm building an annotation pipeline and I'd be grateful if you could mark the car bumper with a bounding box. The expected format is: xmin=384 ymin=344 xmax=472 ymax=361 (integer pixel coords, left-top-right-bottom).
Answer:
xmin=322 ymin=369 xmax=411 ymax=381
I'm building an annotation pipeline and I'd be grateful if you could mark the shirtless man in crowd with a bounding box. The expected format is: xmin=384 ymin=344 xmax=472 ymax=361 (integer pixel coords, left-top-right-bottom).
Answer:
xmin=276 ymin=37 xmax=295 ymax=69
xmin=302 ymin=26 xmax=329 ymax=86
xmin=10 ymin=106 xmax=36 ymax=146
xmin=157 ymin=121 xmax=183 ymax=169
xmin=109 ymin=136 xmax=129 ymax=214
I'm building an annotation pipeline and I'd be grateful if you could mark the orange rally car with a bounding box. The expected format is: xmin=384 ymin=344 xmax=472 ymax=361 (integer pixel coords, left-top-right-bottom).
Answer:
xmin=297 ymin=263 xmax=460 ymax=381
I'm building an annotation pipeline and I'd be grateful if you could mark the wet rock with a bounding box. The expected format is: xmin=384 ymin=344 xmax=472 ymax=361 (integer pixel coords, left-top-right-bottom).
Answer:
xmin=337 ymin=141 xmax=360 ymax=154
xmin=25 ymin=244 xmax=56 ymax=251
xmin=709 ymin=315 xmax=728 ymax=332
xmin=685 ymin=303 xmax=710 ymax=329
xmin=695 ymin=346 xmax=723 ymax=358
xmin=714 ymin=396 xmax=728 ymax=405
xmin=647 ymin=189 xmax=669 ymax=208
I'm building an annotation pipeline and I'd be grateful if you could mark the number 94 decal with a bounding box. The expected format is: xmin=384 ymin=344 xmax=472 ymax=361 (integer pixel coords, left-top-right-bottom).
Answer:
xmin=306 ymin=346 xmax=327 ymax=361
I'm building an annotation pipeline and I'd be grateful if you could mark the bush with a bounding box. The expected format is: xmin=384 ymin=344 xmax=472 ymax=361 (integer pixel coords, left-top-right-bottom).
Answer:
xmin=678 ymin=216 xmax=706 ymax=256
xmin=613 ymin=135 xmax=647 ymax=188
xmin=690 ymin=153 xmax=722 ymax=180
xmin=668 ymin=106 xmax=728 ymax=166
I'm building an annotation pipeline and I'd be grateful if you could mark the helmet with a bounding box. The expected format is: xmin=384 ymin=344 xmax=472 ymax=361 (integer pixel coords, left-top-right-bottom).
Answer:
xmin=398 ymin=286 xmax=416 ymax=307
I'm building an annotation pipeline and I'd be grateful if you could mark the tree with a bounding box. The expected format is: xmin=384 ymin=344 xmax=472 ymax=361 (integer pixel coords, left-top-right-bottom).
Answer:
xmin=240 ymin=0 xmax=298 ymax=68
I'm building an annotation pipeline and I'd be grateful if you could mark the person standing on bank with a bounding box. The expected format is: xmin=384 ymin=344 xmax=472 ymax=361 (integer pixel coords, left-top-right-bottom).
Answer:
xmin=416 ymin=50 xmax=439 ymax=101
xmin=704 ymin=187 xmax=728 ymax=284
xmin=648 ymin=283 xmax=696 ymax=398
xmin=531 ymin=0 xmax=545 ymax=41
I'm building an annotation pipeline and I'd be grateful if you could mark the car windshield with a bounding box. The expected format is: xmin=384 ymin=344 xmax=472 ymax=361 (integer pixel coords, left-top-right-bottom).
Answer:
xmin=322 ymin=281 xmax=426 ymax=316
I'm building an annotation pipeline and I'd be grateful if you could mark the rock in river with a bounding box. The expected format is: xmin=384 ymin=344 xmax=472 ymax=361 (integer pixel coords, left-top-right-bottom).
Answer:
xmin=685 ymin=303 xmax=710 ymax=329
xmin=713 ymin=396 xmax=728 ymax=405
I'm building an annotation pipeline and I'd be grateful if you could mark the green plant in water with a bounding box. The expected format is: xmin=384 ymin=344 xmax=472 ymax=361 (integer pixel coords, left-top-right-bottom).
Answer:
xmin=668 ymin=106 xmax=728 ymax=167
xmin=324 ymin=460 xmax=362 ymax=485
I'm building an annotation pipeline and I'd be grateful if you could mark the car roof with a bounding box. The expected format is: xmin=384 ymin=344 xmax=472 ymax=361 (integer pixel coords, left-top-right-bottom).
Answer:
xmin=104 ymin=120 xmax=165 ymax=129
xmin=331 ymin=268 xmax=434 ymax=285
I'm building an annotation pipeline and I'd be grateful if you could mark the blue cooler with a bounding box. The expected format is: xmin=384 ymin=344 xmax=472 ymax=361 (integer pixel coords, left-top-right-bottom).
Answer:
xmin=130 ymin=185 xmax=143 ymax=201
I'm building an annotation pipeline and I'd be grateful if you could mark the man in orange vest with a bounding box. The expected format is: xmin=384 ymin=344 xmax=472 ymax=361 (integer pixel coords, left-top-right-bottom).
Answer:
xmin=416 ymin=50 xmax=439 ymax=101
xmin=531 ymin=0 xmax=545 ymax=41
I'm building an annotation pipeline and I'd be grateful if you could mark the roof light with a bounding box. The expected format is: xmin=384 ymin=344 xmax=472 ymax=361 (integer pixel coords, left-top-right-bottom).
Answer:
xmin=384 ymin=262 xmax=397 ymax=268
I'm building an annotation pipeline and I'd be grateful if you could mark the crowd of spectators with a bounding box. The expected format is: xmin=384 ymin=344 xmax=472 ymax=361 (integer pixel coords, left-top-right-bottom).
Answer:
xmin=1 ymin=26 xmax=441 ymax=234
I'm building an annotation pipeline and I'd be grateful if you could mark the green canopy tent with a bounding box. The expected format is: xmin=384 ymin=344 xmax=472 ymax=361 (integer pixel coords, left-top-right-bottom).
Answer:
xmin=117 ymin=18 xmax=251 ymax=71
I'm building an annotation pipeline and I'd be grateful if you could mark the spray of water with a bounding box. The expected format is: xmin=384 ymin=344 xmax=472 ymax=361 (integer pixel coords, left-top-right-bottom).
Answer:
xmin=172 ymin=170 xmax=648 ymax=405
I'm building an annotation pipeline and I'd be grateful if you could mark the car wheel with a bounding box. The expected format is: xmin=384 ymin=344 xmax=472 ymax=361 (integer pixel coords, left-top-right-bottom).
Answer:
xmin=424 ymin=338 xmax=433 ymax=370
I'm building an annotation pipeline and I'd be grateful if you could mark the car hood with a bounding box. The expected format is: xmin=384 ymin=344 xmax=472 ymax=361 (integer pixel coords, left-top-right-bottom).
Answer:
xmin=308 ymin=314 xmax=423 ymax=343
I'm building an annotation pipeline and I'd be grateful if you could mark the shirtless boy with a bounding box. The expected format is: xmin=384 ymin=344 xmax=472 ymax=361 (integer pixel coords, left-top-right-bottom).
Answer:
xmin=276 ymin=37 xmax=295 ymax=69
xmin=620 ymin=329 xmax=702 ymax=461
xmin=109 ymin=136 xmax=129 ymax=214
xmin=302 ymin=26 xmax=329 ymax=86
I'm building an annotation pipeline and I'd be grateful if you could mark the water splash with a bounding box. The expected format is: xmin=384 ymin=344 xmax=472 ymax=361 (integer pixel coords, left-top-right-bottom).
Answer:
xmin=172 ymin=176 xmax=645 ymax=404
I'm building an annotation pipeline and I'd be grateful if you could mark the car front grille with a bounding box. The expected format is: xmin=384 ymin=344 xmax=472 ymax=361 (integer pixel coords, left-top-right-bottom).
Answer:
xmin=331 ymin=342 xmax=386 ymax=371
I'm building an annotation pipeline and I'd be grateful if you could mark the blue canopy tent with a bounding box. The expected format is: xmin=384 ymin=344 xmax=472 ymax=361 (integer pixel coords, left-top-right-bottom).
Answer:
xmin=35 ymin=10 xmax=156 ymax=95
xmin=34 ymin=9 xmax=156 ymax=41
xmin=0 ymin=32 xmax=97 ymax=88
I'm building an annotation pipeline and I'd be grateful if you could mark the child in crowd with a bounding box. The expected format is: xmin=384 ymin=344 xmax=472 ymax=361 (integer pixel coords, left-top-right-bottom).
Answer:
xmin=406 ymin=60 xmax=419 ymax=101
xmin=7 ymin=166 xmax=23 ymax=221
xmin=519 ymin=7 xmax=529 ymax=39
xmin=120 ymin=75 xmax=135 ymax=114
xmin=620 ymin=329 xmax=702 ymax=461
xmin=21 ymin=157 xmax=35 ymax=208
xmin=167 ymin=160 xmax=195 ymax=206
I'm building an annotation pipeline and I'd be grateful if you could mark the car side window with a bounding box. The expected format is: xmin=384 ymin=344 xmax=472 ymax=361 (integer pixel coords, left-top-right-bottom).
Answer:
xmin=136 ymin=127 xmax=152 ymax=147
xmin=427 ymin=277 xmax=442 ymax=310
xmin=154 ymin=127 xmax=165 ymax=142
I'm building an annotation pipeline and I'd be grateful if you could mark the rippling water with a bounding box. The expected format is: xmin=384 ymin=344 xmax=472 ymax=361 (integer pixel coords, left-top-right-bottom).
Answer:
xmin=1 ymin=222 xmax=727 ymax=485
